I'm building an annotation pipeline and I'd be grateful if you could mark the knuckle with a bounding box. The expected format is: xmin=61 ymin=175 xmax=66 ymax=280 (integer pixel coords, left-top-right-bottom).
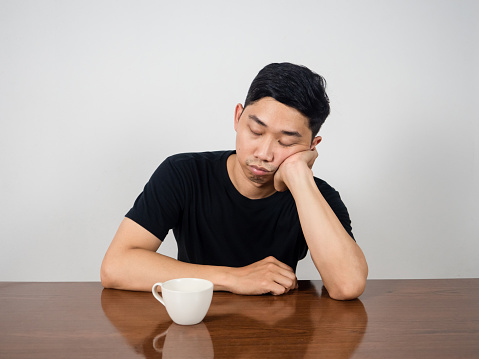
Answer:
xmin=260 ymin=279 xmax=270 ymax=288
xmin=266 ymin=263 xmax=277 ymax=271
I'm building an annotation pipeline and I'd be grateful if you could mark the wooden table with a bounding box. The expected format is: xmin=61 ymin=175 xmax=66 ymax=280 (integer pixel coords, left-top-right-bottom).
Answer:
xmin=1 ymin=279 xmax=478 ymax=358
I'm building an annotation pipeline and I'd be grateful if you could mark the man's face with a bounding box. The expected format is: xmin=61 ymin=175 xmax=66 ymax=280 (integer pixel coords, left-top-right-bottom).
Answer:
xmin=233 ymin=97 xmax=319 ymax=187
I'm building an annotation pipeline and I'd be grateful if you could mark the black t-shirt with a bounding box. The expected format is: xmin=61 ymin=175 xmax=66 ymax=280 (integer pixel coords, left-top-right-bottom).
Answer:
xmin=126 ymin=150 xmax=353 ymax=271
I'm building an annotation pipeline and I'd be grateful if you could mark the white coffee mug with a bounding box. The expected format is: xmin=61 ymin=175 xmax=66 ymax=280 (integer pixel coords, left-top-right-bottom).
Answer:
xmin=152 ymin=278 xmax=213 ymax=325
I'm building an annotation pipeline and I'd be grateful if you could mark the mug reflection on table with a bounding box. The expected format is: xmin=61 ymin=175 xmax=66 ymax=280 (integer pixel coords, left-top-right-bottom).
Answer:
xmin=153 ymin=322 xmax=213 ymax=358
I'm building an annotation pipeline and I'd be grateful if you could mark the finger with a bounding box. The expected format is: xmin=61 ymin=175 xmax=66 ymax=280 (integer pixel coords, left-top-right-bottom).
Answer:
xmin=265 ymin=264 xmax=296 ymax=289
xmin=263 ymin=258 xmax=297 ymax=285
xmin=277 ymin=266 xmax=297 ymax=283
xmin=264 ymin=256 xmax=295 ymax=273
xmin=273 ymin=272 xmax=297 ymax=292
xmin=268 ymin=281 xmax=290 ymax=296
xmin=271 ymin=277 xmax=297 ymax=295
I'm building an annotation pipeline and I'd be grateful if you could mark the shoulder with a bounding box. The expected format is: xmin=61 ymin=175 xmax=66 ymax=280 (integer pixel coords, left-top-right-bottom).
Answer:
xmin=166 ymin=150 xmax=232 ymax=166
xmin=313 ymin=176 xmax=338 ymax=194
xmin=313 ymin=176 xmax=354 ymax=238
xmin=162 ymin=151 xmax=232 ymax=173
xmin=313 ymin=177 xmax=348 ymax=211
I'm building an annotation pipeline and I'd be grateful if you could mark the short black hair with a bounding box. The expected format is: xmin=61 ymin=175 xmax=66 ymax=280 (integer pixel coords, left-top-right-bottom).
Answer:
xmin=244 ymin=63 xmax=330 ymax=139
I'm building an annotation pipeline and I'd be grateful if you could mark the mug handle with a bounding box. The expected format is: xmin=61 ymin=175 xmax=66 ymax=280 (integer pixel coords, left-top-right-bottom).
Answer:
xmin=152 ymin=282 xmax=166 ymax=306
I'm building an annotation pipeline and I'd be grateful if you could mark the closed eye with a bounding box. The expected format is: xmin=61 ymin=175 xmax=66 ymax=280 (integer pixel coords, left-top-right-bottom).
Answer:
xmin=278 ymin=141 xmax=294 ymax=147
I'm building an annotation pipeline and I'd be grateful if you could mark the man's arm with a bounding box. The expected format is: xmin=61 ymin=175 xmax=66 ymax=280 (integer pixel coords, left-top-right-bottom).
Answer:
xmin=274 ymin=149 xmax=368 ymax=300
xmin=101 ymin=217 xmax=297 ymax=295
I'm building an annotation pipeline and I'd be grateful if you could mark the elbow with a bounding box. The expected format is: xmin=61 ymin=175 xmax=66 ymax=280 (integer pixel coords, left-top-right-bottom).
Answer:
xmin=327 ymin=279 xmax=367 ymax=301
xmin=100 ymin=256 xmax=120 ymax=289
xmin=328 ymin=261 xmax=369 ymax=300
xmin=328 ymin=284 xmax=365 ymax=301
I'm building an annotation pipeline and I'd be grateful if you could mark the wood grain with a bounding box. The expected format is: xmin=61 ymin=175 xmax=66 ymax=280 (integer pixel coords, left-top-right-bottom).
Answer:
xmin=0 ymin=279 xmax=478 ymax=358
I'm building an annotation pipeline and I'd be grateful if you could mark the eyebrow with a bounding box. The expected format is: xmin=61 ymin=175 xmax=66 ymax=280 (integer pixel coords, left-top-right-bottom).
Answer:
xmin=248 ymin=115 xmax=302 ymax=138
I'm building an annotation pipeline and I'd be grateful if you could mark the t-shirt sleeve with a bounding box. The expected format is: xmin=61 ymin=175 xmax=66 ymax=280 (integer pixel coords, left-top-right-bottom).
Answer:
xmin=316 ymin=178 xmax=355 ymax=240
xmin=125 ymin=157 xmax=185 ymax=241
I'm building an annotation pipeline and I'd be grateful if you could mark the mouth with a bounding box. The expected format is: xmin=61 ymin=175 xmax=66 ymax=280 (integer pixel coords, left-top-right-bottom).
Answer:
xmin=248 ymin=164 xmax=274 ymax=176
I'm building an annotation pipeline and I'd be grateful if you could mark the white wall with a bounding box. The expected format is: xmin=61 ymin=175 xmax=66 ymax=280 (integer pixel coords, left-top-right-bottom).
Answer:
xmin=1 ymin=0 xmax=477 ymax=281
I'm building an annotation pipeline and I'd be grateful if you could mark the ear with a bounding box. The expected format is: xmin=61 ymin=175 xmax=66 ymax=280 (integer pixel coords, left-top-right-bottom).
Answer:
xmin=234 ymin=103 xmax=244 ymax=132
xmin=310 ymin=136 xmax=322 ymax=150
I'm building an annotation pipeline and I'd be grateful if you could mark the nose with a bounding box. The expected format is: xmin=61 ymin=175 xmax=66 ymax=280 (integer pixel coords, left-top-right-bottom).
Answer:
xmin=254 ymin=138 xmax=274 ymax=162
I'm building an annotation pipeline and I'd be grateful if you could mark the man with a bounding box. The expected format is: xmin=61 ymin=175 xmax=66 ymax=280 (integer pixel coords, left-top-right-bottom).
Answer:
xmin=101 ymin=63 xmax=368 ymax=300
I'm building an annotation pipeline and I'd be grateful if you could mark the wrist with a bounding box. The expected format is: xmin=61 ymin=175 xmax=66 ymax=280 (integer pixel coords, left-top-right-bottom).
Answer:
xmin=213 ymin=266 xmax=237 ymax=292
xmin=281 ymin=162 xmax=313 ymax=189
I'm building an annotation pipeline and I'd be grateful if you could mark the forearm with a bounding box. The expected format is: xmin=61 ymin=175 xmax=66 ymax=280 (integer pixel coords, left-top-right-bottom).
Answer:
xmin=285 ymin=168 xmax=368 ymax=300
xmin=101 ymin=248 xmax=231 ymax=292
xmin=101 ymin=246 xmax=299 ymax=295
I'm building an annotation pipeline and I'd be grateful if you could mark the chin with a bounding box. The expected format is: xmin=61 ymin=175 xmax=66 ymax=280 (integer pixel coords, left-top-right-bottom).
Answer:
xmin=248 ymin=172 xmax=275 ymax=185
xmin=249 ymin=176 xmax=266 ymax=185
